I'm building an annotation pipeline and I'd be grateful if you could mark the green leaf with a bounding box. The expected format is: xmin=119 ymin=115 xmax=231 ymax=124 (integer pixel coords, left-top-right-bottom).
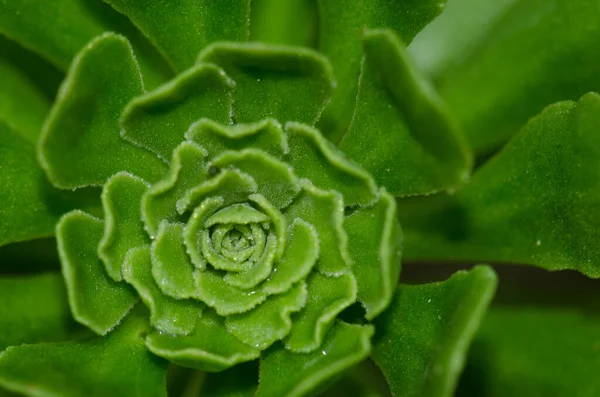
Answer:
xmin=177 ymin=169 xmax=258 ymax=216
xmin=99 ymin=172 xmax=150 ymax=282
xmin=422 ymin=0 xmax=600 ymax=152
xmin=56 ymin=211 xmax=137 ymax=335
xmin=146 ymin=310 xmax=260 ymax=372
xmin=142 ymin=142 xmax=208 ymax=237
xmin=284 ymin=272 xmax=357 ymax=353
xmin=400 ymin=93 xmax=600 ymax=277
xmin=198 ymin=42 xmax=335 ymax=125
xmin=316 ymin=0 xmax=447 ymax=141
xmin=123 ymin=247 xmax=202 ymax=336
xmin=210 ymin=149 xmax=300 ymax=209
xmin=257 ymin=321 xmax=374 ymax=397
xmin=0 ymin=0 xmax=172 ymax=88
xmin=458 ymin=307 xmax=600 ymax=397
xmin=339 ymin=29 xmax=472 ymax=197
xmin=121 ymin=64 xmax=234 ymax=161
xmin=0 ymin=310 xmax=168 ymax=397
xmin=283 ymin=180 xmax=349 ymax=276
xmin=0 ymin=273 xmax=72 ymax=351
xmin=372 ymin=265 xmax=497 ymax=397
xmin=38 ymin=33 xmax=167 ymax=190
xmin=345 ymin=188 xmax=402 ymax=320
xmin=250 ymin=0 xmax=318 ymax=47
xmin=0 ymin=52 xmax=50 ymax=143
xmin=151 ymin=221 xmax=197 ymax=299
xmin=226 ymin=282 xmax=307 ymax=350
xmin=0 ymin=122 xmax=70 ymax=246
xmin=260 ymin=219 xmax=319 ymax=296
xmin=186 ymin=118 xmax=288 ymax=161
xmin=104 ymin=0 xmax=251 ymax=71
xmin=285 ymin=122 xmax=378 ymax=207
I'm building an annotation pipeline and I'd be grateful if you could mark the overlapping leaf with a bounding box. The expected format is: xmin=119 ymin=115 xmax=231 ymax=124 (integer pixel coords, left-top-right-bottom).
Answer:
xmin=401 ymin=93 xmax=600 ymax=277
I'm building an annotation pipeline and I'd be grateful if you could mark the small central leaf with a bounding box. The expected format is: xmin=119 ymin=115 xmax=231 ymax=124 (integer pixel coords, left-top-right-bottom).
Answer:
xmin=205 ymin=203 xmax=270 ymax=227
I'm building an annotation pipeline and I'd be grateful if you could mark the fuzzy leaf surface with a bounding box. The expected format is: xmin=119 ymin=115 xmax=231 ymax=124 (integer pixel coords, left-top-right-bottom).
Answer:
xmin=0 ymin=311 xmax=168 ymax=397
xmin=0 ymin=0 xmax=171 ymax=88
xmin=340 ymin=29 xmax=471 ymax=197
xmin=317 ymin=0 xmax=447 ymax=141
xmin=372 ymin=266 xmax=497 ymax=397
xmin=400 ymin=94 xmax=600 ymax=277
xmin=39 ymin=33 xmax=167 ymax=189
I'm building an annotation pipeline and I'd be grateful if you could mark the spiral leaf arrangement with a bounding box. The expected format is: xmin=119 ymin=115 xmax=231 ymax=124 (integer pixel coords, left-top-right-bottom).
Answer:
xmin=38 ymin=29 xmax=407 ymax=394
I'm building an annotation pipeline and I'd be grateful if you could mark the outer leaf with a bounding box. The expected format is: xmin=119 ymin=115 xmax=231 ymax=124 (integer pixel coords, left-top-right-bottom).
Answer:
xmin=146 ymin=310 xmax=260 ymax=372
xmin=0 ymin=52 xmax=50 ymax=143
xmin=198 ymin=42 xmax=335 ymax=125
xmin=408 ymin=0 xmax=517 ymax=80
xmin=317 ymin=0 xmax=447 ymax=141
xmin=285 ymin=122 xmax=378 ymax=207
xmin=56 ymin=211 xmax=137 ymax=335
xmin=458 ymin=308 xmax=600 ymax=397
xmin=372 ymin=265 xmax=497 ymax=397
xmin=422 ymin=0 xmax=600 ymax=152
xmin=0 ymin=274 xmax=72 ymax=350
xmin=250 ymin=0 xmax=318 ymax=47
xmin=339 ymin=29 xmax=471 ymax=197
xmin=0 ymin=310 xmax=168 ymax=397
xmin=401 ymin=94 xmax=600 ymax=277
xmin=0 ymin=122 xmax=70 ymax=245
xmin=257 ymin=321 xmax=374 ymax=397
xmin=121 ymin=64 xmax=234 ymax=162
xmin=38 ymin=33 xmax=167 ymax=189
xmin=0 ymin=0 xmax=171 ymax=88
xmin=345 ymin=188 xmax=402 ymax=320
xmin=104 ymin=0 xmax=251 ymax=71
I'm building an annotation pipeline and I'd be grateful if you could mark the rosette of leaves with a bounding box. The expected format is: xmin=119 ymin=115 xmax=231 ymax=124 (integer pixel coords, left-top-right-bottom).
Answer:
xmin=6 ymin=0 xmax=600 ymax=396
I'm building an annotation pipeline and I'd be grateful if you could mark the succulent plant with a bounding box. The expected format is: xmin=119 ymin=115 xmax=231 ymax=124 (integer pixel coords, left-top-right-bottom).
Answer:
xmin=2 ymin=0 xmax=600 ymax=397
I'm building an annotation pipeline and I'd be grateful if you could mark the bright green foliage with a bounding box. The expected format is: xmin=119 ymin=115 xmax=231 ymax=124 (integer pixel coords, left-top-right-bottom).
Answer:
xmin=121 ymin=64 xmax=234 ymax=162
xmin=104 ymin=0 xmax=251 ymax=71
xmin=0 ymin=274 xmax=72 ymax=350
xmin=372 ymin=266 xmax=497 ymax=397
xmin=0 ymin=0 xmax=171 ymax=88
xmin=412 ymin=0 xmax=600 ymax=153
xmin=38 ymin=33 xmax=167 ymax=189
xmin=3 ymin=0 xmax=600 ymax=396
xmin=257 ymin=321 xmax=374 ymax=397
xmin=0 ymin=121 xmax=71 ymax=245
xmin=198 ymin=43 xmax=335 ymax=126
xmin=459 ymin=308 xmax=600 ymax=397
xmin=340 ymin=29 xmax=471 ymax=197
xmin=0 ymin=311 xmax=168 ymax=397
xmin=35 ymin=24 xmax=402 ymax=395
xmin=57 ymin=211 xmax=138 ymax=335
xmin=317 ymin=0 xmax=447 ymax=142
xmin=401 ymin=93 xmax=600 ymax=277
